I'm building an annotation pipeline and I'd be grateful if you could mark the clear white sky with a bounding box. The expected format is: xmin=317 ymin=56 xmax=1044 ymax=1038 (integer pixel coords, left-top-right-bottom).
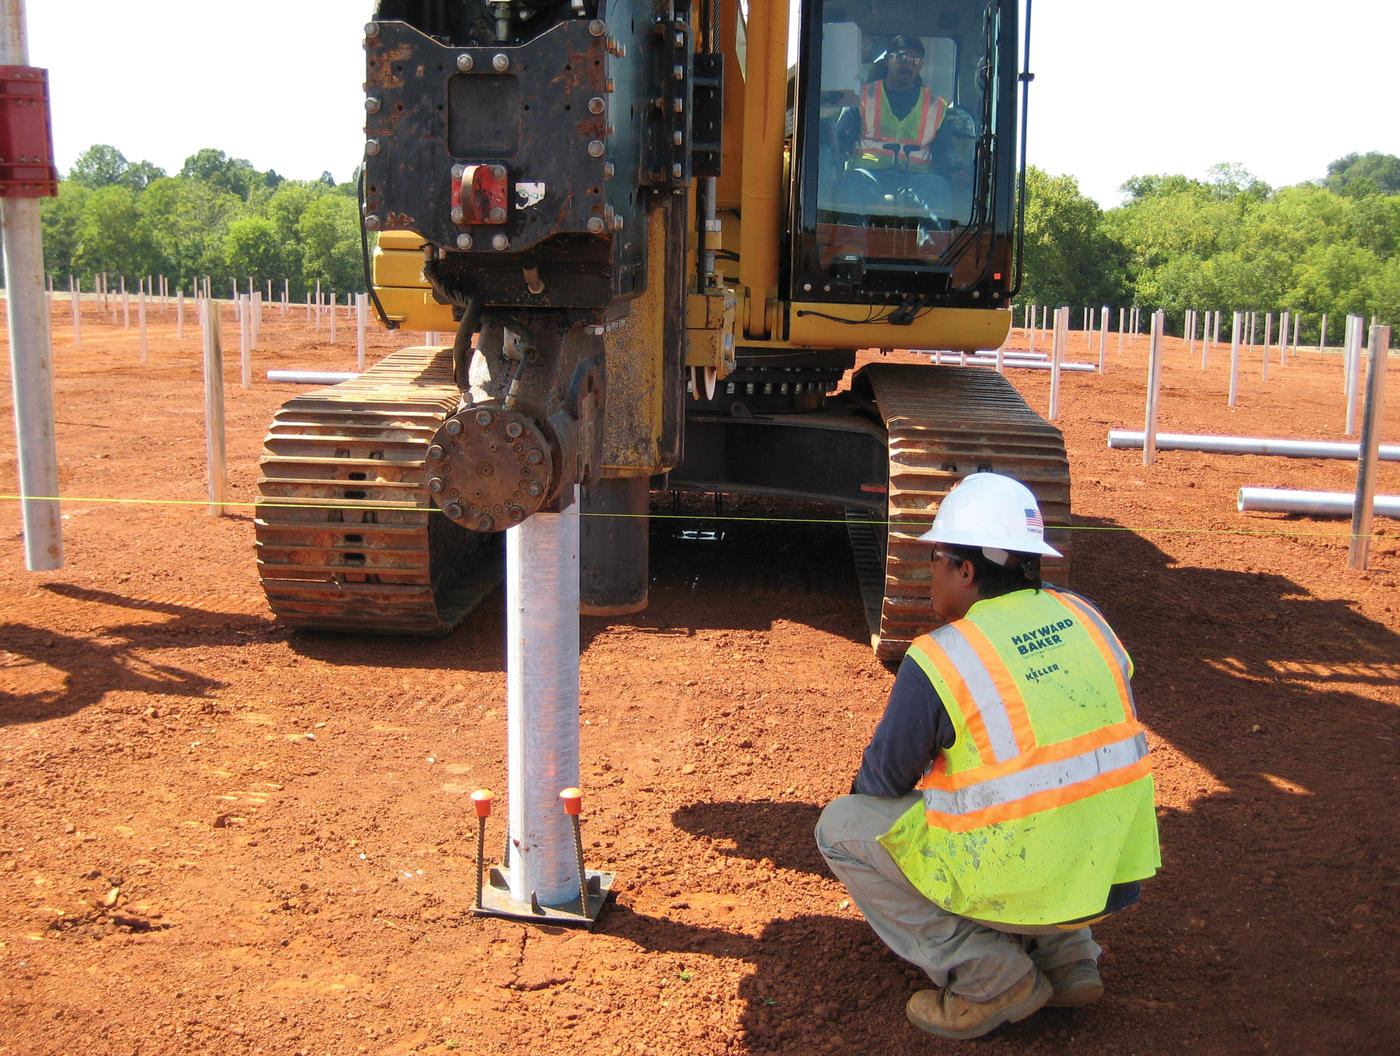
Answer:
xmin=25 ymin=1 xmax=1400 ymax=209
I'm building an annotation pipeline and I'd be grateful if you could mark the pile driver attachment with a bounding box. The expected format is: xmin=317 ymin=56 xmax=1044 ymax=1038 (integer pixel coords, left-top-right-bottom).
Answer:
xmin=255 ymin=0 xmax=1070 ymax=659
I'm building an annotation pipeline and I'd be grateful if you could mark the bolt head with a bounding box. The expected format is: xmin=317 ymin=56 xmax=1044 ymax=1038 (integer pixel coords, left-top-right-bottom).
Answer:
xmin=456 ymin=233 xmax=473 ymax=250
xmin=450 ymin=205 xmax=464 ymax=224
xmin=444 ymin=418 xmax=463 ymax=436
xmin=456 ymin=52 xmax=473 ymax=72
xmin=492 ymin=53 xmax=509 ymax=72
xmin=587 ymin=216 xmax=605 ymax=234
xmin=587 ymin=140 xmax=605 ymax=158
xmin=475 ymin=409 xmax=494 ymax=427
xmin=365 ymin=138 xmax=381 ymax=157
xmin=588 ymin=19 xmax=607 ymax=36
xmin=427 ymin=444 xmax=444 ymax=460
xmin=504 ymin=420 xmax=524 ymax=438
xmin=506 ymin=506 xmax=525 ymax=523
xmin=364 ymin=22 xmax=379 ymax=37
xmin=474 ymin=514 xmax=495 ymax=532
xmin=451 ymin=163 xmax=465 ymax=181
xmin=488 ymin=206 xmax=506 ymax=224
xmin=365 ymin=96 xmax=381 ymax=113
xmin=363 ymin=214 xmax=381 ymax=231
xmin=490 ymin=165 xmax=506 ymax=180
xmin=526 ymin=449 xmax=544 ymax=464
xmin=526 ymin=481 xmax=544 ymax=498
xmin=445 ymin=502 xmax=464 ymax=519
xmin=428 ymin=476 xmax=445 ymax=493
xmin=491 ymin=233 xmax=510 ymax=251
xmin=588 ymin=97 xmax=605 ymax=115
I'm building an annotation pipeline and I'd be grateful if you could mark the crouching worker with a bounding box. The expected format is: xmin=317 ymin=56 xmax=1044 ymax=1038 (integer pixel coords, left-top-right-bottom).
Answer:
xmin=816 ymin=473 xmax=1160 ymax=1040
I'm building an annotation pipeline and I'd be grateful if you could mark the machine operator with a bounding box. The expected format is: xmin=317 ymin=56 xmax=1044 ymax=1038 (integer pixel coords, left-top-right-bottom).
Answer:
xmin=816 ymin=472 xmax=1161 ymax=1039
xmin=834 ymin=33 xmax=977 ymax=223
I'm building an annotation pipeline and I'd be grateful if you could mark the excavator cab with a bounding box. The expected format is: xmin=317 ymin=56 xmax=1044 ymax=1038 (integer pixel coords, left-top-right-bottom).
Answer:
xmin=790 ymin=0 xmax=1020 ymax=308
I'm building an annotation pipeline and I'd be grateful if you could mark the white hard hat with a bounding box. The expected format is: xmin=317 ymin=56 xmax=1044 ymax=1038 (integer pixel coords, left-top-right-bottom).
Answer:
xmin=917 ymin=472 xmax=1062 ymax=559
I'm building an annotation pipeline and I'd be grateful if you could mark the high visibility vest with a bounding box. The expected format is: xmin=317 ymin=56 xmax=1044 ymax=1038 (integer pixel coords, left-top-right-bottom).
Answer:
xmin=854 ymin=82 xmax=947 ymax=172
xmin=878 ymin=588 xmax=1161 ymax=926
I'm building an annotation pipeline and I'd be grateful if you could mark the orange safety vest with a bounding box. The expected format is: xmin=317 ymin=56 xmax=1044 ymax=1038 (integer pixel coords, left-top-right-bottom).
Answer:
xmin=854 ymin=82 xmax=947 ymax=172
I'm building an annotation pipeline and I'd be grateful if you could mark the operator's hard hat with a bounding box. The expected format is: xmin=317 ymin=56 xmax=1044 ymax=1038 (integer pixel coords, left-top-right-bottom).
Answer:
xmin=917 ymin=472 xmax=1062 ymax=559
xmin=887 ymin=34 xmax=926 ymax=57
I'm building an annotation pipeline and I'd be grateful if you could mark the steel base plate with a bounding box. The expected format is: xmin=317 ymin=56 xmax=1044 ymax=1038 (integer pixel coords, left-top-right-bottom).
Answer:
xmin=472 ymin=866 xmax=615 ymax=929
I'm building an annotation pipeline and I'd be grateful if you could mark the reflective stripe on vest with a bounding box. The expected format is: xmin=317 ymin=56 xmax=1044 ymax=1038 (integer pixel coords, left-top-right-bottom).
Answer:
xmin=921 ymin=729 xmax=1151 ymax=833
xmin=855 ymin=82 xmax=945 ymax=170
xmin=910 ymin=590 xmax=1145 ymax=833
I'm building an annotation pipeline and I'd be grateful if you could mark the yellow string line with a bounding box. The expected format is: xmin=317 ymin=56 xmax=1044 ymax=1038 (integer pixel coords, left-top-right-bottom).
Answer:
xmin=0 ymin=493 xmax=1394 ymax=540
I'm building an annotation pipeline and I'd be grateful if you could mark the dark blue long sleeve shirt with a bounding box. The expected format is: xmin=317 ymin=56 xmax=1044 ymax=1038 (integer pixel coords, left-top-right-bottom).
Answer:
xmin=852 ymin=654 xmax=956 ymax=797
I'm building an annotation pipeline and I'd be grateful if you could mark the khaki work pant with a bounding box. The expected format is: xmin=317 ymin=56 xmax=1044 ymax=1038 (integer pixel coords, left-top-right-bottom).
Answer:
xmin=815 ymin=792 xmax=1100 ymax=1000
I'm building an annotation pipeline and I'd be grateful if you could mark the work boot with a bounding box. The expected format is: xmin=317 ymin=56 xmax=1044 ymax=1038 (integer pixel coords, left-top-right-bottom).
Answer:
xmin=906 ymin=967 xmax=1052 ymax=1040
xmin=1043 ymin=959 xmax=1104 ymax=1008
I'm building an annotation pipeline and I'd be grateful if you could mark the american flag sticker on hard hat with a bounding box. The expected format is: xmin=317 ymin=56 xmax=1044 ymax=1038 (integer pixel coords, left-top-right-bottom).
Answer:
xmin=1025 ymin=508 xmax=1043 ymax=533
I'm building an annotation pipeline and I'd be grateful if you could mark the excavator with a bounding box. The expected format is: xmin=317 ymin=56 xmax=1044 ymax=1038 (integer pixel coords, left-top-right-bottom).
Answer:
xmin=254 ymin=0 xmax=1069 ymax=661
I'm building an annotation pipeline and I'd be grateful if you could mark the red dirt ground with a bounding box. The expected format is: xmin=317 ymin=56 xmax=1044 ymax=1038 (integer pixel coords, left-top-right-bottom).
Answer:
xmin=2 ymin=300 xmax=1398 ymax=1056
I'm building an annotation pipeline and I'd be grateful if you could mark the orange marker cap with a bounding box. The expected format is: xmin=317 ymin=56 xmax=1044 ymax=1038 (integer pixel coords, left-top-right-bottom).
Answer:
xmin=559 ymin=787 xmax=583 ymax=816
xmin=471 ymin=789 xmax=494 ymax=818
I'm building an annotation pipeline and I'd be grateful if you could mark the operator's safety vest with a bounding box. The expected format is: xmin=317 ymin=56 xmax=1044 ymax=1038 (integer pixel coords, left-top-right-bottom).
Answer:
xmin=854 ymin=81 xmax=947 ymax=171
xmin=878 ymin=588 xmax=1161 ymax=926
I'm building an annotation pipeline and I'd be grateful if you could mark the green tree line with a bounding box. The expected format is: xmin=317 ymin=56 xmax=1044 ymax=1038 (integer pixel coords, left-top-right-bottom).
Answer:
xmin=1019 ymin=152 xmax=1400 ymax=342
xmin=39 ymin=144 xmax=365 ymax=299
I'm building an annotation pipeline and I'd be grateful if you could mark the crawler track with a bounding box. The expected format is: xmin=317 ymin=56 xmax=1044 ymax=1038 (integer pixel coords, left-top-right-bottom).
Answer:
xmin=855 ymin=363 xmax=1071 ymax=661
xmin=254 ymin=347 xmax=501 ymax=634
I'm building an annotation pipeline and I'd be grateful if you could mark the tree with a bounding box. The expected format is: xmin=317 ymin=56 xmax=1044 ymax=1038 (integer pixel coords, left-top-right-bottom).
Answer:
xmin=224 ymin=216 xmax=283 ymax=284
xmin=1287 ymin=242 xmax=1377 ymax=321
xmin=73 ymin=184 xmax=154 ymax=279
xmin=1350 ymin=194 xmax=1400 ymax=257
xmin=262 ymin=181 xmax=333 ymax=293
xmin=1366 ymin=256 xmax=1400 ymax=327
xmin=140 ymin=176 xmax=246 ymax=286
xmin=1325 ymin=153 xmax=1400 ymax=198
xmin=179 ymin=148 xmax=258 ymax=200
xmin=39 ymin=181 xmax=93 ymax=278
xmin=1205 ymin=163 xmax=1270 ymax=202
xmin=1118 ymin=173 xmax=1201 ymax=204
xmin=1102 ymin=170 xmax=1260 ymax=322
xmin=68 ymin=144 xmax=129 ymax=189
xmin=121 ymin=160 xmax=167 ymax=192
xmin=297 ymin=194 xmax=363 ymax=293
xmin=1017 ymin=168 xmax=1124 ymax=310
